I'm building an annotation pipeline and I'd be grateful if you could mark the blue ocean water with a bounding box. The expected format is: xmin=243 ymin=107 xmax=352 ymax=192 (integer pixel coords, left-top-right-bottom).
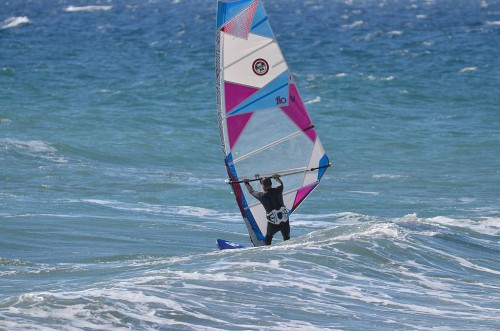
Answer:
xmin=1 ymin=0 xmax=499 ymax=329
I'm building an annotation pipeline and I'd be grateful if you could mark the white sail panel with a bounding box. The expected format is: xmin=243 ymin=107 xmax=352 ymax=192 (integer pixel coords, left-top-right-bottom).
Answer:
xmin=222 ymin=32 xmax=287 ymax=89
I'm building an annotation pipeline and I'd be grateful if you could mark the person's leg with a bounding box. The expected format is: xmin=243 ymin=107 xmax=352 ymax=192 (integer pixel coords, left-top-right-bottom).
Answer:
xmin=280 ymin=221 xmax=290 ymax=241
xmin=265 ymin=222 xmax=279 ymax=245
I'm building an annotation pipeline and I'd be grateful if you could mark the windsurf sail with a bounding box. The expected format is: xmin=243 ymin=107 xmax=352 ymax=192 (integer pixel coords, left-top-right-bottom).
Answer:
xmin=215 ymin=0 xmax=331 ymax=246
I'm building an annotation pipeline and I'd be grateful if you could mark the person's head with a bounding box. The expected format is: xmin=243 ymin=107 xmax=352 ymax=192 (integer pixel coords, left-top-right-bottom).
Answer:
xmin=260 ymin=177 xmax=272 ymax=191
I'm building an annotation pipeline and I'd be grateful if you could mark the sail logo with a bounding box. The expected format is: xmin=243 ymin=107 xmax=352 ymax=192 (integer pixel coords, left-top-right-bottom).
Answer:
xmin=276 ymin=95 xmax=295 ymax=105
xmin=276 ymin=96 xmax=287 ymax=105
xmin=252 ymin=58 xmax=269 ymax=76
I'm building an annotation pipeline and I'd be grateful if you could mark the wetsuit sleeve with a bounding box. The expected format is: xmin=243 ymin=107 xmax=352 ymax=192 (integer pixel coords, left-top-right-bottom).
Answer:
xmin=245 ymin=182 xmax=265 ymax=199
xmin=274 ymin=177 xmax=283 ymax=193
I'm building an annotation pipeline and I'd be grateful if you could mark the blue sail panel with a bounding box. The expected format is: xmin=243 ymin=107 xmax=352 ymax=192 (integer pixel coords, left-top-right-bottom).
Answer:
xmin=318 ymin=154 xmax=330 ymax=180
xmin=250 ymin=1 xmax=273 ymax=38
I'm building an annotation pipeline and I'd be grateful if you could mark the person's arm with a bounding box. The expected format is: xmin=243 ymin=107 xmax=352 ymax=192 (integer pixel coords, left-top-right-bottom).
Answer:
xmin=272 ymin=174 xmax=283 ymax=188
xmin=243 ymin=179 xmax=264 ymax=199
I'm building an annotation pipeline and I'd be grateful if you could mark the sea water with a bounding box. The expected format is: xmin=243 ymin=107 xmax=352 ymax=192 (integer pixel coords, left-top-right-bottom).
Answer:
xmin=1 ymin=0 xmax=499 ymax=330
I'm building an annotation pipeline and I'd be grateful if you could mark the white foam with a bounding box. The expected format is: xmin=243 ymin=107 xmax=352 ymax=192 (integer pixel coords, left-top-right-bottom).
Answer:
xmin=373 ymin=173 xmax=407 ymax=179
xmin=429 ymin=216 xmax=500 ymax=236
xmin=170 ymin=206 xmax=240 ymax=223
xmin=458 ymin=197 xmax=476 ymax=204
xmin=348 ymin=190 xmax=380 ymax=195
xmin=63 ymin=6 xmax=113 ymax=12
xmin=173 ymin=206 xmax=219 ymax=218
xmin=387 ymin=30 xmax=403 ymax=36
xmin=306 ymin=74 xmax=317 ymax=82
xmin=81 ymin=199 xmax=166 ymax=215
xmin=305 ymin=96 xmax=321 ymax=105
xmin=485 ymin=21 xmax=500 ymax=26
xmin=418 ymin=238 xmax=500 ymax=277
xmin=77 ymin=200 xmax=240 ymax=223
xmin=459 ymin=66 xmax=477 ymax=73
xmin=292 ymin=220 xmax=333 ymax=228
xmin=15 ymin=139 xmax=54 ymax=153
xmin=1 ymin=16 xmax=30 ymax=29
xmin=1 ymin=138 xmax=68 ymax=163
xmin=3 ymin=237 xmax=498 ymax=330
xmin=342 ymin=20 xmax=364 ymax=29
xmin=295 ymin=212 xmax=377 ymax=225
xmin=336 ymin=222 xmax=406 ymax=241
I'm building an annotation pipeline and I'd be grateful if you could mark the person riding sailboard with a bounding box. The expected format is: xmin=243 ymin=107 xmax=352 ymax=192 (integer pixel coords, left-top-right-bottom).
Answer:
xmin=244 ymin=174 xmax=289 ymax=245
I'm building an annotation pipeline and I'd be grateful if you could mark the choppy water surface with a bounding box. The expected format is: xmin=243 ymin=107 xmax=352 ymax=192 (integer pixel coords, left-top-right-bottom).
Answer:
xmin=1 ymin=0 xmax=499 ymax=330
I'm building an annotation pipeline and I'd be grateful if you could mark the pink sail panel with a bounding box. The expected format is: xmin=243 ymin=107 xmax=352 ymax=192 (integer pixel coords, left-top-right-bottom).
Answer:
xmin=280 ymin=83 xmax=317 ymax=142
xmin=292 ymin=183 xmax=318 ymax=211
xmin=224 ymin=81 xmax=259 ymax=114
xmin=227 ymin=112 xmax=254 ymax=150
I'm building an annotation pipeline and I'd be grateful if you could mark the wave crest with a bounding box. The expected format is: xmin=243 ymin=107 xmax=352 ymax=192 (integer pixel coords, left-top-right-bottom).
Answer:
xmin=1 ymin=16 xmax=30 ymax=30
xmin=63 ymin=6 xmax=113 ymax=13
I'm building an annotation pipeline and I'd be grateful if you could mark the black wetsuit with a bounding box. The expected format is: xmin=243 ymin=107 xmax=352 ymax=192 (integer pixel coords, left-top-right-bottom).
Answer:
xmin=245 ymin=183 xmax=290 ymax=245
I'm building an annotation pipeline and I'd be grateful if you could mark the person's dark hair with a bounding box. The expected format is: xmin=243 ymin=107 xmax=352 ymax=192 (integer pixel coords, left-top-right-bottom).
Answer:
xmin=261 ymin=177 xmax=272 ymax=189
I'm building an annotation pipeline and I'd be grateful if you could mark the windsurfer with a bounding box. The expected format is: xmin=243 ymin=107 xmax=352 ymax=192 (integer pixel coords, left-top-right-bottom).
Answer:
xmin=243 ymin=174 xmax=290 ymax=245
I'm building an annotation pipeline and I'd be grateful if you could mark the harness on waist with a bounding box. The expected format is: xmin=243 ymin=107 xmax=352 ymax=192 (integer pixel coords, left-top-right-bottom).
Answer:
xmin=266 ymin=206 xmax=289 ymax=225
